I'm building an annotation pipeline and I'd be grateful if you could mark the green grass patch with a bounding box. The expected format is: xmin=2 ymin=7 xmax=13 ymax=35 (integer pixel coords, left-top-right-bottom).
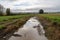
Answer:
xmin=0 ymin=25 xmax=4 ymax=30
xmin=0 ymin=14 xmax=34 ymax=22
xmin=38 ymin=14 xmax=60 ymax=23
xmin=0 ymin=14 xmax=34 ymax=30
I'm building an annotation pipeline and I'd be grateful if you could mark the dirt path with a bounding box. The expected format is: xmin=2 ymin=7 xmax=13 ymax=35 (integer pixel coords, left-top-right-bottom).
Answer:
xmin=0 ymin=17 xmax=48 ymax=40
xmin=8 ymin=17 xmax=48 ymax=40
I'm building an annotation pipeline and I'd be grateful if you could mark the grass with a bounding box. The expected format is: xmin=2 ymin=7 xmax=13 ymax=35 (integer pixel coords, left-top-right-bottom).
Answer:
xmin=37 ymin=14 xmax=60 ymax=40
xmin=0 ymin=14 xmax=34 ymax=22
xmin=38 ymin=14 xmax=60 ymax=23
xmin=0 ymin=25 xmax=4 ymax=30
xmin=0 ymin=14 xmax=34 ymax=29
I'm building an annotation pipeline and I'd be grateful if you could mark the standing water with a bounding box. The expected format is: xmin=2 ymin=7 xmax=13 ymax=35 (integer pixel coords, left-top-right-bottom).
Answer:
xmin=8 ymin=17 xmax=48 ymax=40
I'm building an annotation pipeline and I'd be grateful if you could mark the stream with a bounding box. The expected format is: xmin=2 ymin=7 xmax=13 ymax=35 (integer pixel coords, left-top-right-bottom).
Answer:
xmin=7 ymin=17 xmax=48 ymax=40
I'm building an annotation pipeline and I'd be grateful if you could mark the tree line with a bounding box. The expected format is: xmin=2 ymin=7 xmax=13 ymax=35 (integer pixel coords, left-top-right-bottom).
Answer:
xmin=0 ymin=4 xmax=44 ymax=16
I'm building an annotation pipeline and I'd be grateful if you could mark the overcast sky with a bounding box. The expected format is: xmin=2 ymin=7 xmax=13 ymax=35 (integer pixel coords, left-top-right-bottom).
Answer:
xmin=0 ymin=0 xmax=60 ymax=12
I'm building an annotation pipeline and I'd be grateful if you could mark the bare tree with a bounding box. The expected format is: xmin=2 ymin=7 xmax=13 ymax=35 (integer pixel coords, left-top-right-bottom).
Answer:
xmin=0 ymin=4 xmax=4 ymax=15
xmin=0 ymin=4 xmax=6 ymax=16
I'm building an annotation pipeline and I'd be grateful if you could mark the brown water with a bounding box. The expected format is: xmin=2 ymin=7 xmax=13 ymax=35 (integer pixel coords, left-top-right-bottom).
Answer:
xmin=8 ymin=17 xmax=48 ymax=40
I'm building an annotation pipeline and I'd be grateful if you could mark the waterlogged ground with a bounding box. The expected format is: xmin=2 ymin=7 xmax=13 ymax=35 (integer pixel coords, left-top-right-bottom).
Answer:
xmin=0 ymin=14 xmax=34 ymax=40
xmin=0 ymin=14 xmax=60 ymax=40
xmin=9 ymin=17 xmax=48 ymax=40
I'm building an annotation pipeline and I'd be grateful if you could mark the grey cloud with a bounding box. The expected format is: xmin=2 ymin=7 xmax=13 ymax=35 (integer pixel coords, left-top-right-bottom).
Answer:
xmin=0 ymin=0 xmax=17 ymax=1
xmin=0 ymin=0 xmax=60 ymax=12
xmin=14 ymin=2 xmax=31 ymax=6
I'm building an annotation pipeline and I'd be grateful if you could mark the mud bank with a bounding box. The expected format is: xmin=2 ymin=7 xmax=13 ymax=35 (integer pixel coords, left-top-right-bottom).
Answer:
xmin=0 ymin=16 xmax=32 ymax=40
xmin=37 ymin=16 xmax=60 ymax=40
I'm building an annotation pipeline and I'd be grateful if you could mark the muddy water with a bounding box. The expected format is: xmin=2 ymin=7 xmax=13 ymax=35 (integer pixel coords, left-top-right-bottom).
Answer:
xmin=8 ymin=17 xmax=48 ymax=40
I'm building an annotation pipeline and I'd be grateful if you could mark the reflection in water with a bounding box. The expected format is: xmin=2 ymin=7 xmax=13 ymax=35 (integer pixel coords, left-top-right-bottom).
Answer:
xmin=13 ymin=34 xmax=22 ymax=37
xmin=9 ymin=17 xmax=48 ymax=40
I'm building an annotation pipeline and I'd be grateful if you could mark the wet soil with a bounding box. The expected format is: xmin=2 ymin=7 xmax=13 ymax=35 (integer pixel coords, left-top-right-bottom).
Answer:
xmin=37 ymin=16 xmax=60 ymax=40
xmin=0 ymin=16 xmax=31 ymax=40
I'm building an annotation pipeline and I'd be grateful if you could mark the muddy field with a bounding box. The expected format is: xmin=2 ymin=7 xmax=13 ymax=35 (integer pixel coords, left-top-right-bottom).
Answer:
xmin=0 ymin=14 xmax=34 ymax=40
xmin=0 ymin=14 xmax=60 ymax=40
xmin=37 ymin=14 xmax=60 ymax=40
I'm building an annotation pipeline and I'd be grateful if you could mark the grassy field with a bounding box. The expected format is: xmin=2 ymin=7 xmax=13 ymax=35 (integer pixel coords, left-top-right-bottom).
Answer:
xmin=37 ymin=14 xmax=60 ymax=40
xmin=0 ymin=14 xmax=34 ymax=22
xmin=0 ymin=14 xmax=34 ymax=29
xmin=39 ymin=14 xmax=60 ymax=23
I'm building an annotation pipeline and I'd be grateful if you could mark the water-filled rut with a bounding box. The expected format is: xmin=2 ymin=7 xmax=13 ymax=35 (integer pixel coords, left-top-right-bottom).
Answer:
xmin=8 ymin=17 xmax=48 ymax=40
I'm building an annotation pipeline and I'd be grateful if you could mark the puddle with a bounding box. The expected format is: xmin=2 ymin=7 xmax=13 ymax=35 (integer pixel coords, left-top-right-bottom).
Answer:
xmin=8 ymin=17 xmax=48 ymax=40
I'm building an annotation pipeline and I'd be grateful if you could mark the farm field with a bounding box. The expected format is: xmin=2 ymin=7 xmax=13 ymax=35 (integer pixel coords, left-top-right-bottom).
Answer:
xmin=0 ymin=14 xmax=35 ymax=40
xmin=0 ymin=14 xmax=34 ymax=29
xmin=0 ymin=0 xmax=60 ymax=40
xmin=39 ymin=14 xmax=60 ymax=23
xmin=37 ymin=14 xmax=60 ymax=40
xmin=0 ymin=13 xmax=60 ymax=40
